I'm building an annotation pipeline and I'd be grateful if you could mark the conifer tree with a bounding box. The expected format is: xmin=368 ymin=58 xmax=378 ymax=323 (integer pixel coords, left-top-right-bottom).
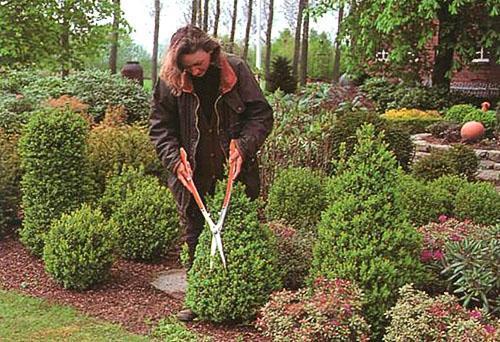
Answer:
xmin=268 ymin=56 xmax=297 ymax=94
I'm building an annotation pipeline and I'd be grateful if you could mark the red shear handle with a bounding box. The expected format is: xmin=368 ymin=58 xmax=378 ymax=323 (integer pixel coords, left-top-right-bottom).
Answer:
xmin=179 ymin=148 xmax=206 ymax=212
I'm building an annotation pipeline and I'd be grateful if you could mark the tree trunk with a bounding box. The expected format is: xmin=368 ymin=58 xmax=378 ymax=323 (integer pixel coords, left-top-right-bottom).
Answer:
xmin=229 ymin=0 xmax=238 ymax=53
xmin=264 ymin=0 xmax=274 ymax=90
xmin=332 ymin=4 xmax=344 ymax=83
xmin=152 ymin=0 xmax=160 ymax=82
xmin=203 ymin=0 xmax=209 ymax=31
xmin=213 ymin=0 xmax=220 ymax=37
xmin=191 ymin=0 xmax=197 ymax=25
xmin=109 ymin=0 xmax=120 ymax=74
xmin=197 ymin=0 xmax=203 ymax=27
xmin=243 ymin=0 xmax=253 ymax=60
xmin=299 ymin=0 xmax=309 ymax=86
xmin=61 ymin=19 xmax=70 ymax=77
xmin=292 ymin=0 xmax=305 ymax=80
xmin=432 ymin=5 xmax=458 ymax=89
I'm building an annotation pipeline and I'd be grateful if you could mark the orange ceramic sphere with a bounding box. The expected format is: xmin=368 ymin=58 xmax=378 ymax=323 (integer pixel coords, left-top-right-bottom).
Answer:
xmin=460 ymin=121 xmax=485 ymax=141
xmin=481 ymin=102 xmax=490 ymax=111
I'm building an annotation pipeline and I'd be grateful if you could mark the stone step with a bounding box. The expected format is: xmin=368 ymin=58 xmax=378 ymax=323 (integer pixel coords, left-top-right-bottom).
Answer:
xmin=150 ymin=268 xmax=186 ymax=300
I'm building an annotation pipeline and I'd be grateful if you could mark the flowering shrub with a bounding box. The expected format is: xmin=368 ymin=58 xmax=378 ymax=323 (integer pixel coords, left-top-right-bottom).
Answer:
xmin=257 ymin=277 xmax=370 ymax=341
xmin=418 ymin=218 xmax=499 ymax=312
xmin=382 ymin=108 xmax=441 ymax=119
xmin=384 ymin=284 xmax=499 ymax=341
xmin=269 ymin=222 xmax=314 ymax=290
xmin=418 ymin=217 xmax=483 ymax=261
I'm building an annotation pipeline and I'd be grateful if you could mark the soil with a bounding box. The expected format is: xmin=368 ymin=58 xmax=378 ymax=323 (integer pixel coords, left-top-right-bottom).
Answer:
xmin=0 ymin=234 xmax=268 ymax=341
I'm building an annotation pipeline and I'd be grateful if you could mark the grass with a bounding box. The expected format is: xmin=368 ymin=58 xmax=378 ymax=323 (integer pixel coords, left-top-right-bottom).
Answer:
xmin=0 ymin=289 xmax=148 ymax=341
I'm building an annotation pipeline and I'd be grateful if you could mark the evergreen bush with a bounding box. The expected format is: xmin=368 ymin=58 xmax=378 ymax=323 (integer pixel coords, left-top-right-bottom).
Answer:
xmin=312 ymin=124 xmax=427 ymax=338
xmin=185 ymin=181 xmax=281 ymax=323
xmin=18 ymin=108 xmax=92 ymax=256
xmin=268 ymin=222 xmax=314 ymax=290
xmin=99 ymin=165 xmax=147 ymax=218
xmin=88 ymin=122 xmax=163 ymax=196
xmin=429 ymin=175 xmax=469 ymax=215
xmin=151 ymin=316 xmax=209 ymax=342
xmin=265 ymin=167 xmax=326 ymax=232
xmin=257 ymin=278 xmax=370 ymax=341
xmin=331 ymin=110 xmax=414 ymax=171
xmin=110 ymin=175 xmax=180 ymax=261
xmin=0 ymin=130 xmax=21 ymax=236
xmin=398 ymin=174 xmax=449 ymax=226
xmin=384 ymin=284 xmax=499 ymax=341
xmin=268 ymin=56 xmax=297 ymax=94
xmin=454 ymin=181 xmax=500 ymax=225
xmin=43 ymin=204 xmax=118 ymax=291
xmin=445 ymin=104 xmax=497 ymax=133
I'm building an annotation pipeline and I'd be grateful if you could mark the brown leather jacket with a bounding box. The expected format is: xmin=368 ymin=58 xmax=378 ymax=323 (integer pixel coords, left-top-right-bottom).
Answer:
xmin=149 ymin=54 xmax=273 ymax=215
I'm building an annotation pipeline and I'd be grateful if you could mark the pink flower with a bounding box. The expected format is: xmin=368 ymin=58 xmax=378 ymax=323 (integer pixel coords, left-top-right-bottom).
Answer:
xmin=484 ymin=324 xmax=495 ymax=334
xmin=450 ymin=233 xmax=462 ymax=242
xmin=469 ymin=310 xmax=482 ymax=320
xmin=438 ymin=215 xmax=448 ymax=223
xmin=420 ymin=250 xmax=433 ymax=262
xmin=432 ymin=249 xmax=444 ymax=261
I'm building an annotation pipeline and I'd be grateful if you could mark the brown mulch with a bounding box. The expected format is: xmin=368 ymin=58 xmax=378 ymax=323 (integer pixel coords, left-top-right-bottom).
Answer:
xmin=0 ymin=234 xmax=268 ymax=341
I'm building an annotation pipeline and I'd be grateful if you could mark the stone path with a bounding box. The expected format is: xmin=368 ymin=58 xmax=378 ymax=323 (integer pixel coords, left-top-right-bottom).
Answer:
xmin=151 ymin=268 xmax=186 ymax=300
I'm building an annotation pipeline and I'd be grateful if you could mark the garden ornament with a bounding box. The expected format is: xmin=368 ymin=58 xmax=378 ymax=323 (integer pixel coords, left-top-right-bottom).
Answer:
xmin=179 ymin=145 xmax=237 ymax=270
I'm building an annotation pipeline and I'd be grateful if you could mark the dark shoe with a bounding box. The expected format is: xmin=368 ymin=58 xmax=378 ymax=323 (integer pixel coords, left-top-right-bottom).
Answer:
xmin=176 ymin=308 xmax=196 ymax=322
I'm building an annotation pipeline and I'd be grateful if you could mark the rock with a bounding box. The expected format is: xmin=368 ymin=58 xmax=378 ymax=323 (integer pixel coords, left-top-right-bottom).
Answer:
xmin=151 ymin=268 xmax=186 ymax=300
xmin=476 ymin=170 xmax=500 ymax=182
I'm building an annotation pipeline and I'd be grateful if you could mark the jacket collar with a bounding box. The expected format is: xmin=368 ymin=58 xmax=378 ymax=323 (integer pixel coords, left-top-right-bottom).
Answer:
xmin=180 ymin=53 xmax=237 ymax=95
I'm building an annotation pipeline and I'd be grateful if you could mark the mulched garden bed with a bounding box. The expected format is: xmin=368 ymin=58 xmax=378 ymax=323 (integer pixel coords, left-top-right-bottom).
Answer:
xmin=0 ymin=234 xmax=268 ymax=341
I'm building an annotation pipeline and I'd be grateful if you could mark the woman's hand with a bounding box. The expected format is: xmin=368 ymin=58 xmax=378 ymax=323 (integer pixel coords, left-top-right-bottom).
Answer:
xmin=229 ymin=140 xmax=243 ymax=179
xmin=176 ymin=158 xmax=193 ymax=189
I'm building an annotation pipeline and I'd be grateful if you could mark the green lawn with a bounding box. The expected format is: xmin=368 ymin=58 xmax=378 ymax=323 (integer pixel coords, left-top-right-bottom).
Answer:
xmin=0 ymin=290 xmax=148 ymax=341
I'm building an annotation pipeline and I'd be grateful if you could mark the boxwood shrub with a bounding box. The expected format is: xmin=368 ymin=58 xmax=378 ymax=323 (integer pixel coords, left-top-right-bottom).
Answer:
xmin=429 ymin=175 xmax=469 ymax=215
xmin=110 ymin=175 xmax=180 ymax=261
xmin=398 ymin=174 xmax=449 ymax=226
xmin=0 ymin=130 xmax=21 ymax=236
xmin=312 ymin=124 xmax=427 ymax=338
xmin=18 ymin=108 xmax=92 ymax=256
xmin=265 ymin=167 xmax=326 ymax=233
xmin=43 ymin=204 xmax=118 ymax=291
xmin=454 ymin=181 xmax=500 ymax=225
xmin=268 ymin=222 xmax=314 ymax=290
xmin=185 ymin=181 xmax=281 ymax=323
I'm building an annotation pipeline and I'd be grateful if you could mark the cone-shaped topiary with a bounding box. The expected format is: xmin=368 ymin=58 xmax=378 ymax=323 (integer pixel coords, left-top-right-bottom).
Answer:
xmin=268 ymin=56 xmax=297 ymax=94
xmin=265 ymin=167 xmax=326 ymax=233
xmin=18 ymin=108 xmax=92 ymax=256
xmin=110 ymin=174 xmax=180 ymax=261
xmin=185 ymin=181 xmax=282 ymax=323
xmin=43 ymin=204 xmax=118 ymax=291
xmin=311 ymin=124 xmax=427 ymax=338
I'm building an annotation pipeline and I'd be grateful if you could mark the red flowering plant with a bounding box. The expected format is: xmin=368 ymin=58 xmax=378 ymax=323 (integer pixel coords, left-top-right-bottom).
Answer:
xmin=384 ymin=284 xmax=499 ymax=341
xmin=256 ymin=277 xmax=370 ymax=341
xmin=417 ymin=216 xmax=483 ymax=264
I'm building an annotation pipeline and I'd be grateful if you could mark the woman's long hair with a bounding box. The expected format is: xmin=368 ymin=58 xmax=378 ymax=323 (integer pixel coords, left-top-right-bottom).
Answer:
xmin=159 ymin=25 xmax=221 ymax=96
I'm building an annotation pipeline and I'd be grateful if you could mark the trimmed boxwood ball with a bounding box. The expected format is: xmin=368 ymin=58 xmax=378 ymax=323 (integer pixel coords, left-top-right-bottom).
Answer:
xmin=18 ymin=108 xmax=92 ymax=256
xmin=398 ymin=174 xmax=449 ymax=226
xmin=312 ymin=124 xmax=427 ymax=339
xmin=454 ymin=181 xmax=500 ymax=225
xmin=265 ymin=167 xmax=326 ymax=233
xmin=185 ymin=181 xmax=282 ymax=323
xmin=43 ymin=204 xmax=118 ymax=291
xmin=429 ymin=175 xmax=469 ymax=215
xmin=110 ymin=175 xmax=180 ymax=261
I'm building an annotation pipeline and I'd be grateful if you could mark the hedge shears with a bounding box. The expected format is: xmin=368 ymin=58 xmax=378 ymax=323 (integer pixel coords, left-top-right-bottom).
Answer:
xmin=179 ymin=143 xmax=237 ymax=269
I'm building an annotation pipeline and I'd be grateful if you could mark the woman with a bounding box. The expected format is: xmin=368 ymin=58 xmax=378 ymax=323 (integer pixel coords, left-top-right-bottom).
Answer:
xmin=149 ymin=25 xmax=273 ymax=321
